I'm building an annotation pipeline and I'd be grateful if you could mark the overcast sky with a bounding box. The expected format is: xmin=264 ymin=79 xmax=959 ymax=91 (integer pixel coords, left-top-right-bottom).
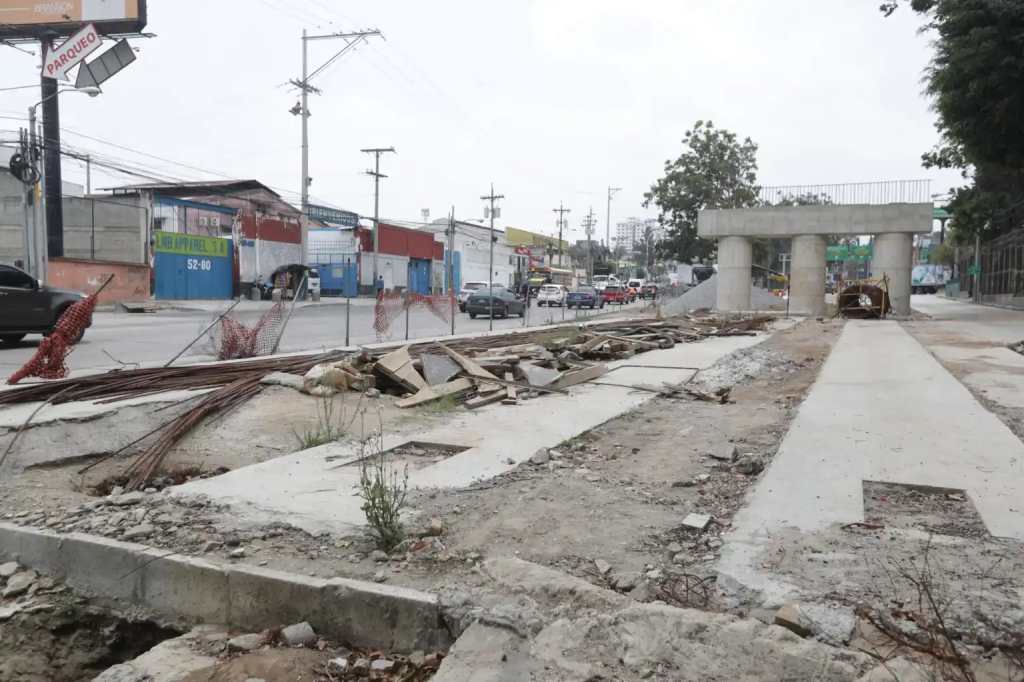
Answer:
xmin=0 ymin=0 xmax=959 ymax=244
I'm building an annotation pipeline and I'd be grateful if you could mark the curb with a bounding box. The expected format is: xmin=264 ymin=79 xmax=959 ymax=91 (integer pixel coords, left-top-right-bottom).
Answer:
xmin=0 ymin=522 xmax=450 ymax=652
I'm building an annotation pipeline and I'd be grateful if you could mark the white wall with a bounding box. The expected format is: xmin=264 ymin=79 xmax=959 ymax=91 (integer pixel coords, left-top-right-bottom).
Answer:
xmin=239 ymin=239 xmax=303 ymax=285
xmin=359 ymin=253 xmax=409 ymax=290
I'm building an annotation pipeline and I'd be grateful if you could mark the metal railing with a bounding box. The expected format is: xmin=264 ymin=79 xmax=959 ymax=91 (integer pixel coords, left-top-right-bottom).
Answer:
xmin=757 ymin=179 xmax=932 ymax=207
xmin=956 ymin=227 xmax=1024 ymax=302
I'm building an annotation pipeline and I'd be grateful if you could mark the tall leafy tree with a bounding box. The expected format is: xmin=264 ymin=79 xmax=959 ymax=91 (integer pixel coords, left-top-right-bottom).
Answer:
xmin=883 ymin=0 xmax=1024 ymax=240
xmin=643 ymin=120 xmax=760 ymax=263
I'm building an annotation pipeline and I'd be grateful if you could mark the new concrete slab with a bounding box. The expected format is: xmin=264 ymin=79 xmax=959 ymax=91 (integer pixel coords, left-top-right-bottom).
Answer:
xmin=174 ymin=333 xmax=768 ymax=534
xmin=719 ymin=320 xmax=1024 ymax=605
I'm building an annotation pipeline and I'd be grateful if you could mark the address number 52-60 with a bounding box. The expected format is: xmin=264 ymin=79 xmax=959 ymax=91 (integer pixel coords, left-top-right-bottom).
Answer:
xmin=187 ymin=258 xmax=212 ymax=271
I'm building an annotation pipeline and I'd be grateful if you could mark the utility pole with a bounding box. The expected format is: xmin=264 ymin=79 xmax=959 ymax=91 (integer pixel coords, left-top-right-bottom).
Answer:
xmin=448 ymin=206 xmax=456 ymax=336
xmin=361 ymin=146 xmax=396 ymax=286
xmin=84 ymin=154 xmax=91 ymax=195
xmin=292 ymin=28 xmax=382 ymax=260
xmin=553 ymin=202 xmax=570 ymax=267
xmin=481 ymin=183 xmax=505 ymax=331
xmin=605 ymin=186 xmax=621 ymax=249
xmin=583 ymin=207 xmax=596 ymax=283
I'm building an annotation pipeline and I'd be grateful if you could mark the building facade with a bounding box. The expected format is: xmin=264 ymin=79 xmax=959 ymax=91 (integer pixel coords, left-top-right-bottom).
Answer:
xmin=615 ymin=217 xmax=663 ymax=253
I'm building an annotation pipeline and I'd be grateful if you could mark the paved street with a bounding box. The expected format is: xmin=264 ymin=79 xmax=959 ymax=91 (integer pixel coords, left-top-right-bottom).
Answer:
xmin=0 ymin=297 xmax=641 ymax=379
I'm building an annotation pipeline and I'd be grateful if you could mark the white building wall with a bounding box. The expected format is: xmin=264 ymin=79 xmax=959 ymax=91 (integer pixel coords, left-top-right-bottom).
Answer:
xmin=239 ymin=239 xmax=304 ymax=285
xmin=359 ymin=253 xmax=409 ymax=290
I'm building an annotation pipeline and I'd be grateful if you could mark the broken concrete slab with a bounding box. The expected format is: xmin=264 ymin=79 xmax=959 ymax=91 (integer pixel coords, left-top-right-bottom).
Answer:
xmin=375 ymin=345 xmax=428 ymax=393
xmin=801 ymin=603 xmax=856 ymax=644
xmin=259 ymin=372 xmax=305 ymax=391
xmin=421 ymin=353 xmax=462 ymax=386
xmin=682 ymin=513 xmax=712 ymax=531
xmin=774 ymin=602 xmax=812 ymax=637
xmin=395 ymin=378 xmax=473 ymax=408
xmin=228 ymin=633 xmax=265 ymax=652
xmin=517 ymin=363 xmax=561 ymax=388
xmin=2 ymin=570 xmax=35 ymax=598
xmin=281 ymin=621 xmax=317 ymax=647
xmin=431 ymin=622 xmax=545 ymax=682
xmin=710 ymin=443 xmax=738 ymax=462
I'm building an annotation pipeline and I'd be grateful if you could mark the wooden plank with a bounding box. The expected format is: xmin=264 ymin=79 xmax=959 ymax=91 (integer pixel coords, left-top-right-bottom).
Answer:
xmin=464 ymin=389 xmax=506 ymax=410
xmin=395 ymin=378 xmax=473 ymax=408
xmin=550 ymin=363 xmax=609 ymax=390
xmin=438 ymin=343 xmax=500 ymax=382
xmin=376 ymin=345 xmax=428 ymax=392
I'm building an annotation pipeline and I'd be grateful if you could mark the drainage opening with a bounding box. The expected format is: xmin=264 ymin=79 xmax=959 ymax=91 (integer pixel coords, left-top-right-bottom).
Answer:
xmin=332 ymin=441 xmax=470 ymax=471
xmin=0 ymin=602 xmax=181 ymax=681
xmin=862 ymin=480 xmax=989 ymax=539
xmin=89 ymin=465 xmax=230 ymax=497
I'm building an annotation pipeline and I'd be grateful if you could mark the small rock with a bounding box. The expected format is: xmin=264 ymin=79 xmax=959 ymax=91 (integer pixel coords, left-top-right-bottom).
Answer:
xmin=229 ymin=548 xmax=246 ymax=559
xmin=695 ymin=474 xmax=711 ymax=483
xmin=424 ymin=517 xmax=444 ymax=537
xmin=2 ymin=571 xmax=36 ymax=598
xmin=365 ymin=388 xmax=381 ymax=398
xmin=801 ymin=603 xmax=857 ymax=644
xmin=370 ymin=659 xmax=396 ymax=672
xmin=529 ymin=448 xmax=550 ymax=465
xmin=734 ymin=456 xmax=765 ymax=475
xmin=671 ymin=480 xmax=696 ymax=488
xmin=645 ymin=568 xmax=663 ymax=581
xmin=370 ymin=550 xmax=388 ymax=562
xmin=109 ymin=485 xmax=125 ymax=497
xmin=672 ymin=552 xmax=687 ymax=564
xmin=373 ymin=569 xmax=387 ymax=583
xmin=628 ymin=581 xmax=653 ymax=602
xmin=112 ymin=491 xmax=145 ymax=506
xmin=548 ymin=450 xmax=562 ymax=459
xmin=144 ymin=487 xmax=158 ymax=494
xmin=408 ymin=651 xmax=426 ymax=667
xmin=0 ymin=561 xmax=20 ymax=579
xmin=227 ymin=633 xmax=264 ymax=652
xmin=594 ymin=559 xmax=611 ymax=575
xmin=611 ymin=571 xmax=640 ymax=591
xmin=353 ymin=658 xmax=370 ymax=672
xmin=682 ymin=513 xmax=712 ymax=531
xmin=707 ymin=538 xmax=723 ymax=549
xmin=122 ymin=523 xmax=155 ymax=541
xmin=202 ymin=541 xmax=221 ymax=553
xmin=774 ymin=603 xmax=813 ymax=638
xmin=666 ymin=542 xmax=683 ymax=554
xmin=504 ymin=457 xmax=515 ymax=465
xmin=709 ymin=444 xmax=738 ymax=462
xmin=327 ymin=658 xmax=349 ymax=673
xmin=280 ymin=621 xmax=317 ymax=647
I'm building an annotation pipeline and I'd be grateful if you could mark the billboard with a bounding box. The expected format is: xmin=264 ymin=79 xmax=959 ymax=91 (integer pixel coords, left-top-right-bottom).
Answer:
xmin=0 ymin=1 xmax=146 ymax=40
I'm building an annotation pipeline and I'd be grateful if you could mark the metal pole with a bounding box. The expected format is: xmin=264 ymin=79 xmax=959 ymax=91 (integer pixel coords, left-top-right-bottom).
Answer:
xmin=90 ymin=199 xmax=95 ymax=260
xmin=40 ymin=40 xmax=63 ymax=260
xmin=33 ymin=109 xmax=47 ymax=285
xmin=488 ymin=183 xmax=495 ymax=331
xmin=974 ymin=232 xmax=982 ymax=303
xmin=448 ymin=207 xmax=456 ymax=337
xmin=404 ymin=288 xmax=410 ymax=340
xmin=373 ymin=153 xmax=380 ymax=283
xmin=345 ymin=296 xmax=351 ymax=346
xmin=85 ymin=154 xmax=91 ymax=195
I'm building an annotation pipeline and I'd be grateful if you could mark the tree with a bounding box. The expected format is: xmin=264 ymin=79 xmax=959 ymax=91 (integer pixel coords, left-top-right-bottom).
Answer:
xmin=883 ymin=1 xmax=1024 ymax=241
xmin=643 ymin=120 xmax=760 ymax=263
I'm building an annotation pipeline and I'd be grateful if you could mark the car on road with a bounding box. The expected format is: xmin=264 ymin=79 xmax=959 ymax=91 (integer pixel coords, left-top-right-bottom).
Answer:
xmin=627 ymin=278 xmax=644 ymax=291
xmin=0 ymin=263 xmax=91 ymax=345
xmin=566 ymin=286 xmax=604 ymax=309
xmin=458 ymin=281 xmax=504 ymax=312
xmin=465 ymin=289 xmax=525 ymax=319
xmin=590 ymin=274 xmax=620 ymax=291
xmin=601 ymin=284 xmax=628 ymax=305
xmin=537 ymin=284 xmax=567 ymax=307
xmin=640 ymin=283 xmax=658 ymax=300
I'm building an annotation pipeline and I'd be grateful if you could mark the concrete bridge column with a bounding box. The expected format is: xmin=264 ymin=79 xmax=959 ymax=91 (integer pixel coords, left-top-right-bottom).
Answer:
xmin=716 ymin=236 xmax=752 ymax=311
xmin=789 ymin=234 xmax=826 ymax=316
xmin=873 ymin=232 xmax=913 ymax=316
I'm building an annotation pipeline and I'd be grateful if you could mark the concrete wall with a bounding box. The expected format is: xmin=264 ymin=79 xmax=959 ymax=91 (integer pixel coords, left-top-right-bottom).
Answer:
xmin=48 ymin=257 xmax=150 ymax=304
xmin=1 ymin=170 xmax=146 ymax=265
xmin=238 ymin=238 xmax=304 ymax=286
xmin=698 ymin=203 xmax=933 ymax=238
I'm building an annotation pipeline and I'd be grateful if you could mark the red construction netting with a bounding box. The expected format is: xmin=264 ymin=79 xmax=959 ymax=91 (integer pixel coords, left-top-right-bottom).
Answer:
xmin=216 ymin=302 xmax=286 ymax=359
xmin=7 ymin=295 xmax=98 ymax=384
xmin=373 ymin=291 xmax=456 ymax=341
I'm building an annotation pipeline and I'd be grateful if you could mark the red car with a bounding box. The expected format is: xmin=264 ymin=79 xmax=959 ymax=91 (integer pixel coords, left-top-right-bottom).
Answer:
xmin=601 ymin=284 xmax=627 ymax=305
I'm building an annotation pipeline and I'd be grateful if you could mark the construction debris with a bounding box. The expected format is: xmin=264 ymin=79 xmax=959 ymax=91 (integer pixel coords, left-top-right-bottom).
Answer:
xmin=0 ymin=313 xmax=771 ymax=490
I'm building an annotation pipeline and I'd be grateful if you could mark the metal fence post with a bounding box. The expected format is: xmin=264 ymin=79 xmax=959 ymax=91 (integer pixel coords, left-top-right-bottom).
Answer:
xmin=345 ymin=297 xmax=351 ymax=346
xmin=404 ymin=289 xmax=410 ymax=341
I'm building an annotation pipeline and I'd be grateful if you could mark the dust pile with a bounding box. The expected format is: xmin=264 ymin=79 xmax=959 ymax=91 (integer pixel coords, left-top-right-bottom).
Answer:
xmin=661 ymin=275 xmax=784 ymax=314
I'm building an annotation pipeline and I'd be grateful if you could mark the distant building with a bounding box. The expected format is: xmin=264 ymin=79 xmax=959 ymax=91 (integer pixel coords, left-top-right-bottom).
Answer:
xmin=615 ymin=217 xmax=664 ymax=253
xmin=421 ymin=219 xmax=520 ymax=291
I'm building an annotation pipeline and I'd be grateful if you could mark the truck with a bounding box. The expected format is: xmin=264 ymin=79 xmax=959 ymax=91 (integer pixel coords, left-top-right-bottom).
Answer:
xmin=911 ymin=264 xmax=949 ymax=295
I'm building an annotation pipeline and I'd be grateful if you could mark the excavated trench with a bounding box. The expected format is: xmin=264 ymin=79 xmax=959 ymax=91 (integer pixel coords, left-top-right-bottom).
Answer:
xmin=0 ymin=601 xmax=181 ymax=682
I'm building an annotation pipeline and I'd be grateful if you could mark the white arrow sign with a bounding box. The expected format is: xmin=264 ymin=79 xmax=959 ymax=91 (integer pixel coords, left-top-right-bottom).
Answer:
xmin=43 ymin=24 xmax=103 ymax=82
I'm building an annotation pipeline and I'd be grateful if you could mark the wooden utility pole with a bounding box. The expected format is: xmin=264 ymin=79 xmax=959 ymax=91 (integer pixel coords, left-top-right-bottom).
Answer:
xmin=553 ymin=202 xmax=570 ymax=267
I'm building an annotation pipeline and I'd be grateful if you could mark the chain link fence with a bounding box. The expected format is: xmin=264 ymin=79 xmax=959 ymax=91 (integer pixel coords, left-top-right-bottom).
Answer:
xmin=954 ymin=228 xmax=1024 ymax=306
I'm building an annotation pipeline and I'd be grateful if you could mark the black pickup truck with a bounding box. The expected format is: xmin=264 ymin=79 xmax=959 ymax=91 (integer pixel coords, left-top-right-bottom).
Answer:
xmin=0 ymin=263 xmax=90 ymax=344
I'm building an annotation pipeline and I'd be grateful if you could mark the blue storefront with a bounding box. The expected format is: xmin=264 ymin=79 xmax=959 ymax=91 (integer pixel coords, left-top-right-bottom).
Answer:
xmin=153 ymin=231 xmax=234 ymax=300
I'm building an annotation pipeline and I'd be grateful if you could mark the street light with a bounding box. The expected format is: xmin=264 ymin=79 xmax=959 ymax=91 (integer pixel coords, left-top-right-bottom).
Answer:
xmin=24 ymin=85 xmax=101 ymax=281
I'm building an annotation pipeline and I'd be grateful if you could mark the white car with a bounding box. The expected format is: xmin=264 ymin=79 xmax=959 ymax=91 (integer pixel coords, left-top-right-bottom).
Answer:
xmin=458 ymin=281 xmax=503 ymax=311
xmin=537 ymin=284 xmax=567 ymax=307
xmin=626 ymin=278 xmax=643 ymax=290
xmin=591 ymin=274 xmax=620 ymax=291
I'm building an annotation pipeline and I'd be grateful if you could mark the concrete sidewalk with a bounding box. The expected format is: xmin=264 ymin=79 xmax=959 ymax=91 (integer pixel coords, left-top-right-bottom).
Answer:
xmin=719 ymin=319 xmax=1024 ymax=603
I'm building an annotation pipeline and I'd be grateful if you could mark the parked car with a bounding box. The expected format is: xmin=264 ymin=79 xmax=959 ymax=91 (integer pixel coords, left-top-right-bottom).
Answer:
xmin=537 ymin=284 xmax=567 ymax=307
xmin=566 ymin=286 xmax=604 ymax=309
xmin=640 ymin=283 xmax=659 ymax=300
xmin=0 ymin=263 xmax=91 ymax=345
xmin=465 ymin=289 xmax=525 ymax=319
xmin=458 ymin=281 xmax=504 ymax=312
xmin=626 ymin=278 xmax=644 ymax=290
xmin=601 ymin=284 xmax=627 ymax=305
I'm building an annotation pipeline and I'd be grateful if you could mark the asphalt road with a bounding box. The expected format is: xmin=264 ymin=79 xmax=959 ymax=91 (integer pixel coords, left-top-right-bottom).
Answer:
xmin=0 ymin=297 xmax=639 ymax=379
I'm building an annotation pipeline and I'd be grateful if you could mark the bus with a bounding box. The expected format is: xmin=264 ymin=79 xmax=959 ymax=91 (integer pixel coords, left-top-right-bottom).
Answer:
xmin=526 ymin=266 xmax=574 ymax=294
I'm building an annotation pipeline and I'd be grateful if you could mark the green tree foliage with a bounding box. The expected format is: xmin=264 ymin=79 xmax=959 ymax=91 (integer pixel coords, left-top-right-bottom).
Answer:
xmin=643 ymin=120 xmax=760 ymax=264
xmin=884 ymin=0 xmax=1024 ymax=241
